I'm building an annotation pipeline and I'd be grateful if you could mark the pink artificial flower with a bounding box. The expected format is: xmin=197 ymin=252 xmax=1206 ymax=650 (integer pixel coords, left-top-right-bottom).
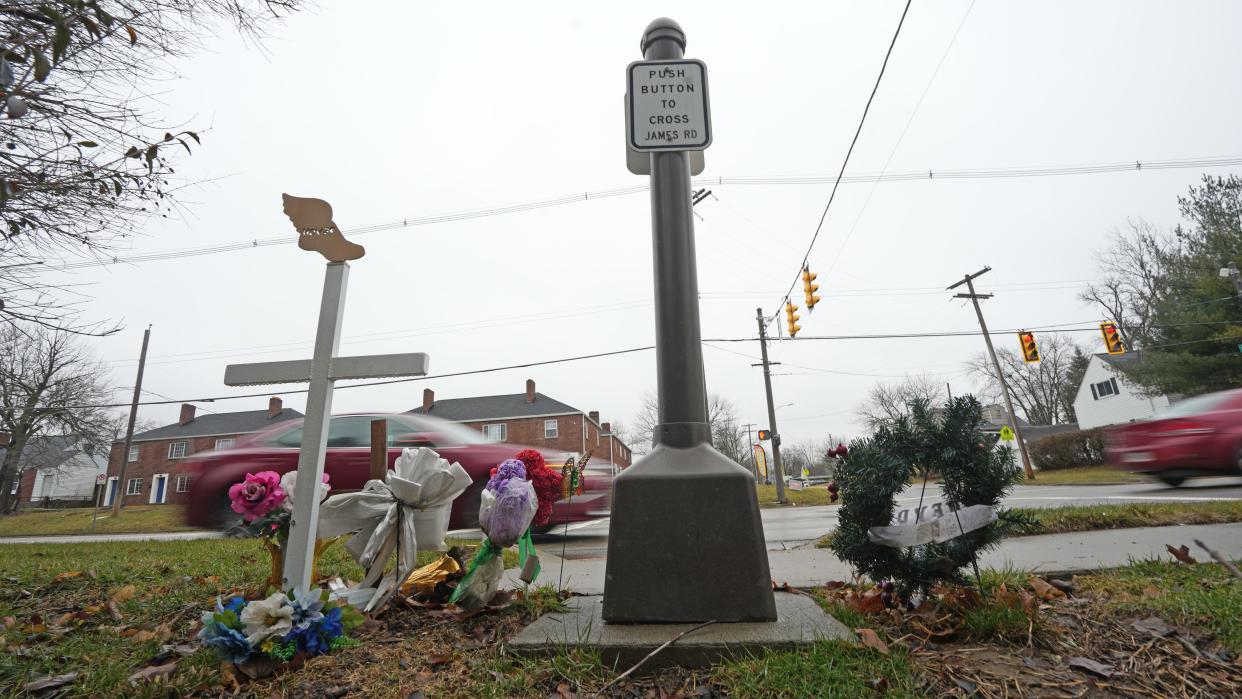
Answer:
xmin=228 ymin=471 xmax=285 ymax=521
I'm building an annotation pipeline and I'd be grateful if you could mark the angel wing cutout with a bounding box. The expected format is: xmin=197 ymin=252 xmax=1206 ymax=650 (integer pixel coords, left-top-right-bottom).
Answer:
xmin=281 ymin=193 xmax=365 ymax=262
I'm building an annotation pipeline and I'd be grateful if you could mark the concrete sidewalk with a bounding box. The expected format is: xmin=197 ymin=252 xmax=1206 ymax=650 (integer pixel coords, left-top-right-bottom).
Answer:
xmin=0 ymin=530 xmax=221 ymax=545
xmin=508 ymin=522 xmax=1242 ymax=594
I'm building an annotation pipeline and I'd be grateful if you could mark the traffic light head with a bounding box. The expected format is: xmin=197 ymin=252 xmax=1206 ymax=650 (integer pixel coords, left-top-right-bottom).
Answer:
xmin=1018 ymin=331 xmax=1040 ymax=363
xmin=785 ymin=301 xmax=801 ymax=337
xmin=802 ymin=267 xmax=821 ymax=310
xmin=1100 ymin=322 xmax=1125 ymax=354
xmin=757 ymin=429 xmax=770 ymax=441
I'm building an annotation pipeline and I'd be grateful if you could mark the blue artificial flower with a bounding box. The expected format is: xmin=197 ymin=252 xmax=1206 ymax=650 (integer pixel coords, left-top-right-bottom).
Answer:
xmin=219 ymin=596 xmax=245 ymax=615
xmin=197 ymin=615 xmax=253 ymax=664
xmin=289 ymin=588 xmax=325 ymax=629
xmin=283 ymin=605 xmax=344 ymax=655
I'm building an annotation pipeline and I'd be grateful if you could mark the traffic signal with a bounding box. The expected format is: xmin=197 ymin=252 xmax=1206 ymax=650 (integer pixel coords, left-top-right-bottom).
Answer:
xmin=1100 ymin=322 xmax=1125 ymax=354
xmin=785 ymin=301 xmax=801 ymax=337
xmin=802 ymin=267 xmax=821 ymax=310
xmin=757 ymin=430 xmax=771 ymax=441
xmin=1017 ymin=331 xmax=1040 ymax=363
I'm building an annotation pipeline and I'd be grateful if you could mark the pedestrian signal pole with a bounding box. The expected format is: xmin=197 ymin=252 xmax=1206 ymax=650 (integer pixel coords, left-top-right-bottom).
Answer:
xmin=948 ymin=268 xmax=1035 ymax=480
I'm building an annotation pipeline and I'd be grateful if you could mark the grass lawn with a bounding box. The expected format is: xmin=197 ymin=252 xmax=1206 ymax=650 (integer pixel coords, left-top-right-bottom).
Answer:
xmin=818 ymin=499 xmax=1242 ymax=548
xmin=0 ymin=505 xmax=201 ymax=537
xmin=0 ymin=537 xmax=515 ymax=697
xmin=1024 ymin=465 xmax=1145 ymax=485
xmin=754 ymin=483 xmax=836 ymax=507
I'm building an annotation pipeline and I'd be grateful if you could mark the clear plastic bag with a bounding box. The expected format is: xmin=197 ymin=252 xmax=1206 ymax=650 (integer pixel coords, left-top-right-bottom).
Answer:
xmin=478 ymin=478 xmax=537 ymax=547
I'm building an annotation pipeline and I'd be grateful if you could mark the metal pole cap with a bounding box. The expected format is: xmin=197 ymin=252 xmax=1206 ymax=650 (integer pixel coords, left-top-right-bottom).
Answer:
xmin=641 ymin=17 xmax=686 ymax=54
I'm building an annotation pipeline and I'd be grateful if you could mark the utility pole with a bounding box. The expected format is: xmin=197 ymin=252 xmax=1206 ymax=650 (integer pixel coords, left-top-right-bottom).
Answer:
xmin=754 ymin=308 xmax=788 ymax=503
xmin=741 ymin=422 xmax=758 ymax=482
xmin=112 ymin=325 xmax=151 ymax=515
xmin=948 ymin=268 xmax=1035 ymax=480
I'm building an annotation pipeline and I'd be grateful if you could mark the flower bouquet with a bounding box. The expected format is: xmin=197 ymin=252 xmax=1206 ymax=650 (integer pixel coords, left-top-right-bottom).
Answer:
xmin=197 ymin=589 xmax=364 ymax=677
xmin=228 ymin=471 xmax=333 ymax=592
xmin=317 ymin=447 xmax=472 ymax=612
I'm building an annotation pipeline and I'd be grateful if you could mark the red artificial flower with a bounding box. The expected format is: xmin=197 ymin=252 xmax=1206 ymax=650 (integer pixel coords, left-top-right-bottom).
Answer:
xmin=516 ymin=449 xmax=562 ymax=526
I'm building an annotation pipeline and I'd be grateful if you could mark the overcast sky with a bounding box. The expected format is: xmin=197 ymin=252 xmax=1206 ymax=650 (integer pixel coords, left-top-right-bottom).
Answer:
xmin=47 ymin=1 xmax=1242 ymax=452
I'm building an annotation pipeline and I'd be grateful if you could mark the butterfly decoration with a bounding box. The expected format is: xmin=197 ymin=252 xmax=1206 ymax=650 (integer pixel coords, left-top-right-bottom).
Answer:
xmin=559 ymin=449 xmax=593 ymax=499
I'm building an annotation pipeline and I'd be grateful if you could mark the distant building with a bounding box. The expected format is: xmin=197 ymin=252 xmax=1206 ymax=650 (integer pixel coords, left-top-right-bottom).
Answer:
xmin=103 ymin=397 xmax=302 ymax=507
xmin=407 ymin=379 xmax=632 ymax=469
xmin=1072 ymin=353 xmax=1172 ymax=430
xmin=13 ymin=435 xmax=107 ymax=506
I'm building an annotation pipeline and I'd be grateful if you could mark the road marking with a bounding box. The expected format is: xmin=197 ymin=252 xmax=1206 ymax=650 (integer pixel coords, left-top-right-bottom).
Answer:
xmin=1004 ymin=495 xmax=1239 ymax=503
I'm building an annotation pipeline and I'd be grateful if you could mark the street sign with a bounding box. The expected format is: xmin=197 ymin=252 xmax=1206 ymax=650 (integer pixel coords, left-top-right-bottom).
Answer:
xmin=627 ymin=59 xmax=711 ymax=152
xmin=625 ymin=95 xmax=704 ymax=175
xmin=95 ymin=473 xmax=107 ymax=485
xmin=999 ymin=425 xmax=1015 ymax=441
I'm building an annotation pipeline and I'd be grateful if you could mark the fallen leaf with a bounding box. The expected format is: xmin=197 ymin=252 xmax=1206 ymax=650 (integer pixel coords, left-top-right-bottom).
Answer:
xmin=950 ymin=675 xmax=977 ymax=695
xmin=161 ymin=643 xmax=198 ymax=657
xmin=111 ymin=585 xmax=138 ymax=603
xmin=868 ymin=678 xmax=889 ymax=691
xmin=106 ymin=600 xmax=123 ymax=621
xmin=426 ymin=653 xmax=453 ymax=667
xmin=1166 ymin=544 xmax=1197 ymax=565
xmin=2 ymin=616 xmax=16 ymax=627
xmin=52 ymin=571 xmax=83 ymax=583
xmin=1142 ymin=586 xmax=1161 ymax=598
xmin=131 ymin=624 xmax=172 ymax=643
xmin=1029 ymin=578 xmax=1065 ymax=601
xmin=1048 ymin=578 xmax=1074 ymax=596
xmin=1067 ymin=656 xmax=1114 ymax=678
xmin=855 ymin=628 xmax=889 ymax=655
xmin=855 ymin=590 xmax=886 ymax=614
xmin=24 ymin=672 xmax=78 ymax=692
xmin=1131 ymin=616 xmax=1176 ymax=638
xmin=236 ymin=657 xmax=279 ymax=680
xmin=52 ymin=612 xmax=76 ymax=627
xmin=556 ymin=681 xmax=577 ymax=699
xmin=127 ymin=662 xmax=176 ymax=683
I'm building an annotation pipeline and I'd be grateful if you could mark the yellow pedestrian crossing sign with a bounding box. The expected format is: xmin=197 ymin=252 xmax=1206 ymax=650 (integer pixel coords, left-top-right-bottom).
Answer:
xmin=999 ymin=426 xmax=1015 ymax=441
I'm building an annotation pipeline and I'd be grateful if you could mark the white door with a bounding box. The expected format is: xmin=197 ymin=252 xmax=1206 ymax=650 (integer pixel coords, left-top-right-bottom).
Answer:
xmin=104 ymin=477 xmax=119 ymax=506
xmin=149 ymin=474 xmax=169 ymax=504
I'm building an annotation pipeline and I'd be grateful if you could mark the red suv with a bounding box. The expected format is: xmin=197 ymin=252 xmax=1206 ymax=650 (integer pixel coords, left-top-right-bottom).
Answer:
xmin=183 ymin=412 xmax=613 ymax=531
xmin=1105 ymin=388 xmax=1242 ymax=486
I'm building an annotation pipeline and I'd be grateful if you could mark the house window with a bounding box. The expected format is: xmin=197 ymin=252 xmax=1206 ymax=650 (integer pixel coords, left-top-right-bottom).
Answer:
xmin=126 ymin=478 xmax=143 ymax=496
xmin=1091 ymin=377 xmax=1120 ymax=400
xmin=215 ymin=438 xmax=236 ymax=450
xmin=482 ymin=424 xmax=507 ymax=443
xmin=544 ymin=419 xmax=559 ymax=439
xmin=127 ymin=445 xmax=139 ymax=462
xmin=167 ymin=442 xmax=188 ymax=459
xmin=175 ymin=475 xmax=193 ymax=493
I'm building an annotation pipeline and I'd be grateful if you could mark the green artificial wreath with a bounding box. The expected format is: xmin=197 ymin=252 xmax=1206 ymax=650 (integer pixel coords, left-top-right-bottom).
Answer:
xmin=829 ymin=395 xmax=1031 ymax=600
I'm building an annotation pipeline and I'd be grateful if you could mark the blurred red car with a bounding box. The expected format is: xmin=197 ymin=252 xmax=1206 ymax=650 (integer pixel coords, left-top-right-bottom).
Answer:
xmin=183 ymin=412 xmax=613 ymax=531
xmin=1104 ymin=388 xmax=1242 ymax=486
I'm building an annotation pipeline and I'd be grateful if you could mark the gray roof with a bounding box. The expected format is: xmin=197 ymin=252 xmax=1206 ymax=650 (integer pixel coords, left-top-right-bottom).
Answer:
xmin=1097 ymin=351 xmax=1142 ymax=368
xmin=1021 ymin=423 xmax=1081 ymax=443
xmin=130 ymin=408 xmax=303 ymax=442
xmin=13 ymin=435 xmax=80 ymax=471
xmin=408 ymin=392 xmax=581 ymax=421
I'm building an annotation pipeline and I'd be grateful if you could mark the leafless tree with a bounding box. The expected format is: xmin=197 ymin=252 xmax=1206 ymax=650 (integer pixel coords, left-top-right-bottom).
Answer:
xmin=0 ymin=322 xmax=115 ymax=512
xmin=965 ymin=333 xmax=1084 ymax=425
xmin=0 ymin=0 xmax=302 ymax=333
xmin=1078 ymin=220 xmax=1174 ymax=350
xmin=627 ymin=391 xmax=748 ymax=463
xmin=857 ymin=374 xmax=946 ymax=432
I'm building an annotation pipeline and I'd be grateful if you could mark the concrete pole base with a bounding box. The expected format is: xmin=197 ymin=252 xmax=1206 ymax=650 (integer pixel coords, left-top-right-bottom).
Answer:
xmin=602 ymin=439 xmax=777 ymax=623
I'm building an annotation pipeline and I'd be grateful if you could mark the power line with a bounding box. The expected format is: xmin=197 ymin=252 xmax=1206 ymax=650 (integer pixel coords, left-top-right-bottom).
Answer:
xmin=39 ymin=155 xmax=1242 ymax=273
xmin=772 ymin=0 xmax=915 ymax=328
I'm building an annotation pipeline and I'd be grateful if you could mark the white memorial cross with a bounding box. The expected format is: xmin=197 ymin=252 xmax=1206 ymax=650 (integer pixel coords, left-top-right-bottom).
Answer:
xmin=223 ymin=195 xmax=430 ymax=594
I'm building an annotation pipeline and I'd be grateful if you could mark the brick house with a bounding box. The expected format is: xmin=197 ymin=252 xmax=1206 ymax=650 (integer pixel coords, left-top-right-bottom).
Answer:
xmin=408 ymin=379 xmax=632 ymax=469
xmin=103 ymin=397 xmax=302 ymax=507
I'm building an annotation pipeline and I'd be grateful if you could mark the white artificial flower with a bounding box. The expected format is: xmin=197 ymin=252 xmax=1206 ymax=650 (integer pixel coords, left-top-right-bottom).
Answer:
xmin=239 ymin=592 xmax=293 ymax=645
xmin=280 ymin=471 xmax=331 ymax=511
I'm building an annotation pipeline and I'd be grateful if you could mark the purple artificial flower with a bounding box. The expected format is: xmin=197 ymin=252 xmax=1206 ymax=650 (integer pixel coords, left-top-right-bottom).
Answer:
xmin=486 ymin=459 xmax=526 ymax=493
